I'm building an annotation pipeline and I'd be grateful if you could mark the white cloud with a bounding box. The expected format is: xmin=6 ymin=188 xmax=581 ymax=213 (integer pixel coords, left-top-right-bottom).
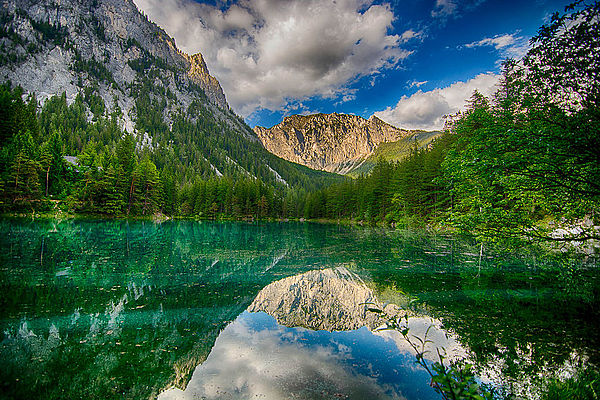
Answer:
xmin=409 ymin=80 xmax=428 ymax=88
xmin=374 ymin=72 xmax=500 ymax=131
xmin=466 ymin=34 xmax=515 ymax=49
xmin=430 ymin=0 xmax=488 ymax=21
xmin=158 ymin=313 xmax=402 ymax=400
xmin=342 ymin=94 xmax=357 ymax=102
xmin=465 ymin=33 xmax=530 ymax=59
xmin=281 ymin=101 xmax=322 ymax=118
xmin=133 ymin=0 xmax=411 ymax=117
xmin=431 ymin=0 xmax=458 ymax=18
xmin=400 ymin=29 xmax=422 ymax=42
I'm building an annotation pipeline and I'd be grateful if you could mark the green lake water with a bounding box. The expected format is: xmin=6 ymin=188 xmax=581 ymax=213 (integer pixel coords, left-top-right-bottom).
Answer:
xmin=0 ymin=219 xmax=598 ymax=399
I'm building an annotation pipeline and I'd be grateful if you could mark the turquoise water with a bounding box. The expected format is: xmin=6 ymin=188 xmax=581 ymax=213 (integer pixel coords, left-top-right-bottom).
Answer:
xmin=0 ymin=219 xmax=598 ymax=399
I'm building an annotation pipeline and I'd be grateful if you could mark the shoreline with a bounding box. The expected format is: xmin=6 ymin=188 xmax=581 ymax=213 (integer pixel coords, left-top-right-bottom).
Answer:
xmin=0 ymin=210 xmax=442 ymax=230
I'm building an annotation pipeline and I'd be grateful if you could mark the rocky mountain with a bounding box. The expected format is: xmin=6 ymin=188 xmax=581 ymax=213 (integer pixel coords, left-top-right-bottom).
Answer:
xmin=0 ymin=0 xmax=339 ymax=189
xmin=0 ymin=0 xmax=229 ymax=125
xmin=254 ymin=113 xmax=417 ymax=174
xmin=248 ymin=267 xmax=403 ymax=331
xmin=0 ymin=0 xmax=227 ymax=126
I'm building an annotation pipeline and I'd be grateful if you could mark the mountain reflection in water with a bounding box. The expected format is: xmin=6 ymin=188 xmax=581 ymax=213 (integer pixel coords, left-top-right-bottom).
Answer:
xmin=3 ymin=220 xmax=597 ymax=399
xmin=160 ymin=268 xmax=467 ymax=400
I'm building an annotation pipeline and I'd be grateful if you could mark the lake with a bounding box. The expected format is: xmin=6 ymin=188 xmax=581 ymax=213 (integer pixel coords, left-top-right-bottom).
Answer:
xmin=1 ymin=219 xmax=598 ymax=399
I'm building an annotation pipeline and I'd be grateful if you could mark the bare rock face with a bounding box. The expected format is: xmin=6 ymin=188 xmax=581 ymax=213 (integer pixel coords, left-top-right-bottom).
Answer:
xmin=0 ymin=0 xmax=229 ymax=127
xmin=254 ymin=113 xmax=413 ymax=174
xmin=185 ymin=52 xmax=228 ymax=110
xmin=248 ymin=267 xmax=402 ymax=331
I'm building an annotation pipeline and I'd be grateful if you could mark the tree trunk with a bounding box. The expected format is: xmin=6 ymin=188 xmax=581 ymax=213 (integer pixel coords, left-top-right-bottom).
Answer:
xmin=46 ymin=165 xmax=50 ymax=197
xmin=128 ymin=177 xmax=135 ymax=215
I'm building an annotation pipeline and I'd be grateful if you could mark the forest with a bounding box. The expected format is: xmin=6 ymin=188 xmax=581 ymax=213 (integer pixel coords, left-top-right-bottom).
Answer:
xmin=0 ymin=1 xmax=598 ymax=245
xmin=303 ymin=1 xmax=599 ymax=244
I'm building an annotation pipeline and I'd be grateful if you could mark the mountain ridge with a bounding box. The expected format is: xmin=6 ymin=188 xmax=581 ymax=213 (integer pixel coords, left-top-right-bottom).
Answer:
xmin=0 ymin=0 xmax=341 ymax=192
xmin=0 ymin=0 xmax=229 ymax=128
xmin=254 ymin=112 xmax=424 ymax=174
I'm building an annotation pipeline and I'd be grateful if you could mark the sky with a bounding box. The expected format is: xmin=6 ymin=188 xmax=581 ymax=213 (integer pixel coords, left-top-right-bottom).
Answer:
xmin=132 ymin=0 xmax=567 ymax=130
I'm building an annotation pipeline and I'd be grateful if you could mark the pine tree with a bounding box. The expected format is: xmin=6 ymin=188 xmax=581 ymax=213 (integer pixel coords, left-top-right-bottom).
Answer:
xmin=10 ymin=150 xmax=41 ymax=203
xmin=131 ymin=156 xmax=162 ymax=215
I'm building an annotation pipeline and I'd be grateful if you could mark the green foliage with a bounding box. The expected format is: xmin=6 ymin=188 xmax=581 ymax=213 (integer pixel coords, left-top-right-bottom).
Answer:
xmin=449 ymin=1 xmax=600 ymax=243
xmin=40 ymin=128 xmax=68 ymax=196
xmin=365 ymin=304 xmax=496 ymax=400
xmin=10 ymin=148 xmax=42 ymax=202
xmin=431 ymin=362 xmax=494 ymax=400
xmin=89 ymin=14 xmax=106 ymax=42
xmin=0 ymin=82 xmax=38 ymax=144
xmin=0 ymin=84 xmax=43 ymax=207
xmin=348 ymin=130 xmax=442 ymax=177
xmin=130 ymin=156 xmax=162 ymax=215
xmin=72 ymin=51 xmax=115 ymax=85
xmin=542 ymin=367 xmax=600 ymax=400
xmin=523 ymin=0 xmax=600 ymax=110
xmin=443 ymin=52 xmax=600 ymax=243
xmin=29 ymin=18 xmax=68 ymax=46
xmin=83 ymin=85 xmax=106 ymax=119
xmin=295 ymin=134 xmax=455 ymax=223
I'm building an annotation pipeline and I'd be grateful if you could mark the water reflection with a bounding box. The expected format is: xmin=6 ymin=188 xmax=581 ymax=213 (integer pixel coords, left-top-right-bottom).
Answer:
xmin=249 ymin=266 xmax=390 ymax=331
xmin=160 ymin=268 xmax=469 ymax=400
xmin=160 ymin=312 xmax=410 ymax=400
xmin=1 ymin=219 xmax=598 ymax=399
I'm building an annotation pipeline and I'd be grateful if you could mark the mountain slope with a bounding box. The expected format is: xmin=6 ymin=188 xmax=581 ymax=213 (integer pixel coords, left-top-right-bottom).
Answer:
xmin=254 ymin=113 xmax=424 ymax=174
xmin=1 ymin=0 xmax=227 ymax=117
xmin=347 ymin=130 xmax=442 ymax=177
xmin=0 ymin=0 xmax=339 ymax=190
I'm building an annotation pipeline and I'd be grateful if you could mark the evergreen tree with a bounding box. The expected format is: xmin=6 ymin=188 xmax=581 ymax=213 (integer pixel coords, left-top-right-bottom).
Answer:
xmin=131 ymin=156 xmax=162 ymax=215
xmin=10 ymin=150 xmax=41 ymax=203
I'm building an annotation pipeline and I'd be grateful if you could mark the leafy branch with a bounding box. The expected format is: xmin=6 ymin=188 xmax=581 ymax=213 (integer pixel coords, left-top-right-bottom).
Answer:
xmin=364 ymin=303 xmax=496 ymax=400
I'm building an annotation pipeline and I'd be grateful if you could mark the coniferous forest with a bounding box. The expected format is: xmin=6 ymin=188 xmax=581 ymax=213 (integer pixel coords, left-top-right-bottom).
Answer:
xmin=0 ymin=82 xmax=340 ymax=220
xmin=0 ymin=2 xmax=598 ymax=245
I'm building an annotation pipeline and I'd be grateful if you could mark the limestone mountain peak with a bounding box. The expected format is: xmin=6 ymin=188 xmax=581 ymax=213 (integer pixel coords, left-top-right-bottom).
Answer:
xmin=0 ymin=0 xmax=229 ymax=121
xmin=254 ymin=112 xmax=414 ymax=174
xmin=184 ymin=52 xmax=228 ymax=110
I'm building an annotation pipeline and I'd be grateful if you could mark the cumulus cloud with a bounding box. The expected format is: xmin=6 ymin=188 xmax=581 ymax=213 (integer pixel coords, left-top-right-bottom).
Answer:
xmin=465 ymin=32 xmax=530 ymax=59
xmin=374 ymin=72 xmax=500 ymax=131
xmin=133 ymin=0 xmax=413 ymax=117
xmin=158 ymin=313 xmax=404 ymax=399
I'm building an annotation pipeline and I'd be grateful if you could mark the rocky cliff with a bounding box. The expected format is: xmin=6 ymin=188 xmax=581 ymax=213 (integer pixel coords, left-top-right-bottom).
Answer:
xmin=185 ymin=52 xmax=227 ymax=109
xmin=0 ymin=0 xmax=229 ymax=130
xmin=254 ymin=113 xmax=414 ymax=174
xmin=248 ymin=267 xmax=403 ymax=331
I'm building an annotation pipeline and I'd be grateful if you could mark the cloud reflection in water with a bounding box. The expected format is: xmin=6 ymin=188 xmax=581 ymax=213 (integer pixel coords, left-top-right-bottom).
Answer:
xmin=159 ymin=268 xmax=461 ymax=399
xmin=159 ymin=311 xmax=430 ymax=399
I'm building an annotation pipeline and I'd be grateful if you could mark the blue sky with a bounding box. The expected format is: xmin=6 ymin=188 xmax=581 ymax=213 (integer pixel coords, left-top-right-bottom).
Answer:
xmin=133 ymin=0 xmax=567 ymax=130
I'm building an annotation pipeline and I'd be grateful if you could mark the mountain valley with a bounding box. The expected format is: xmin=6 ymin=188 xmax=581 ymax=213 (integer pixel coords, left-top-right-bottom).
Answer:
xmin=0 ymin=0 xmax=339 ymax=199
